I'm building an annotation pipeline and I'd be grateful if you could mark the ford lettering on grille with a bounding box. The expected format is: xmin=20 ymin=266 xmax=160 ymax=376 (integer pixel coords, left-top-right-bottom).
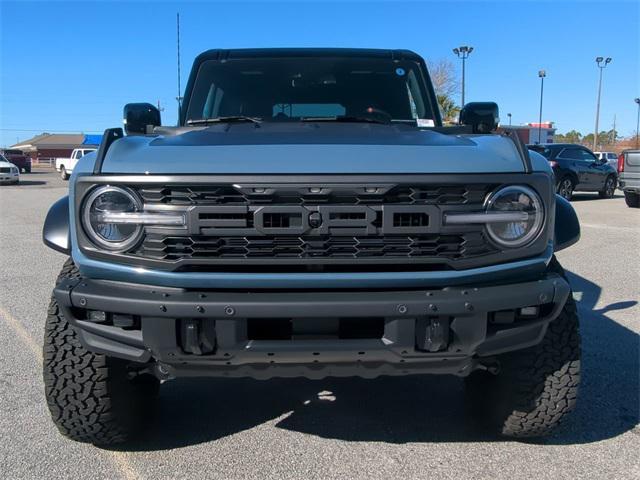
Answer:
xmin=185 ymin=205 xmax=441 ymax=237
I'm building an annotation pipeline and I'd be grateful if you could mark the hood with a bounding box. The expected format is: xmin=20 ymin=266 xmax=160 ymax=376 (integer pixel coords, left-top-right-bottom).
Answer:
xmin=0 ymin=160 xmax=16 ymax=168
xmin=100 ymin=122 xmax=526 ymax=174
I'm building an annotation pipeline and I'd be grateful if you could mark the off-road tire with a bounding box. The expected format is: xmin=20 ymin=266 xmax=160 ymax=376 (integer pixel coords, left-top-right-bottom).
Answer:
xmin=624 ymin=191 xmax=640 ymax=208
xmin=465 ymin=256 xmax=581 ymax=438
xmin=598 ymin=175 xmax=616 ymax=198
xmin=43 ymin=259 xmax=159 ymax=445
xmin=60 ymin=167 xmax=69 ymax=180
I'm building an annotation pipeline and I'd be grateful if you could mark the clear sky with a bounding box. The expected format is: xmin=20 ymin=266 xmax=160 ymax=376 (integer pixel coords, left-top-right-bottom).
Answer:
xmin=1 ymin=0 xmax=638 ymax=147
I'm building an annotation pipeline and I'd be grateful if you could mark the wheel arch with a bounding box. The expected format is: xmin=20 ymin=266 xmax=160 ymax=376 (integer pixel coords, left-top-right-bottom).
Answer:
xmin=43 ymin=196 xmax=71 ymax=255
xmin=554 ymin=194 xmax=580 ymax=252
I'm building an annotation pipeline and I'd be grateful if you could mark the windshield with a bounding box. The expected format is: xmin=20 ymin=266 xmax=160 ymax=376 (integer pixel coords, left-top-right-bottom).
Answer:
xmin=185 ymin=57 xmax=435 ymax=124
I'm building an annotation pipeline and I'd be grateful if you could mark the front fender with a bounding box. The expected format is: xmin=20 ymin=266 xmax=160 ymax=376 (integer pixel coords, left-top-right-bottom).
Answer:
xmin=554 ymin=194 xmax=580 ymax=252
xmin=43 ymin=196 xmax=70 ymax=255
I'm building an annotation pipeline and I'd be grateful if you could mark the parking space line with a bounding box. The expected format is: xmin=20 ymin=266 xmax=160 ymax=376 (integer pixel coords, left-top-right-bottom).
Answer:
xmin=0 ymin=305 xmax=143 ymax=480
xmin=580 ymin=223 xmax=638 ymax=232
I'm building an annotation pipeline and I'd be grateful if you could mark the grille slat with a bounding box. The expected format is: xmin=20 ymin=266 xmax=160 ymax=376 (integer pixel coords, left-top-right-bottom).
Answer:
xmin=137 ymin=184 xmax=489 ymax=206
xmin=141 ymin=234 xmax=495 ymax=261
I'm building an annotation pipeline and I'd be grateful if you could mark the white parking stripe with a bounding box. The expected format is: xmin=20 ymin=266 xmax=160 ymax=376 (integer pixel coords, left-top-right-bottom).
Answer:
xmin=0 ymin=305 xmax=143 ymax=480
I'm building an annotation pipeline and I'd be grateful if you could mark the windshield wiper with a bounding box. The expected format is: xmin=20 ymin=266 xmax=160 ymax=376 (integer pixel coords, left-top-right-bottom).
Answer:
xmin=186 ymin=116 xmax=262 ymax=125
xmin=300 ymin=115 xmax=390 ymax=125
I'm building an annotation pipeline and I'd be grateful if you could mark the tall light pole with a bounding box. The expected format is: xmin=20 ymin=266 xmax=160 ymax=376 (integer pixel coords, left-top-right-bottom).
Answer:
xmin=635 ymin=98 xmax=640 ymax=149
xmin=538 ymin=70 xmax=546 ymax=144
xmin=593 ymin=56 xmax=612 ymax=150
xmin=507 ymin=113 xmax=512 ymax=126
xmin=453 ymin=46 xmax=473 ymax=106
xmin=176 ymin=12 xmax=183 ymax=122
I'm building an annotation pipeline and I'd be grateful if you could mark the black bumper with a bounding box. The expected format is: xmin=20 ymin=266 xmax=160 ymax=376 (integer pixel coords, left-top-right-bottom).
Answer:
xmin=54 ymin=274 xmax=570 ymax=379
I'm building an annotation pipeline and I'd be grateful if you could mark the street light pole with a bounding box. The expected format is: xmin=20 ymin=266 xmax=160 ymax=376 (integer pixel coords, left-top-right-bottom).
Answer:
xmin=593 ymin=57 xmax=612 ymax=150
xmin=538 ymin=70 xmax=546 ymax=144
xmin=507 ymin=113 xmax=512 ymax=126
xmin=453 ymin=46 xmax=473 ymax=106
xmin=635 ymin=98 xmax=640 ymax=149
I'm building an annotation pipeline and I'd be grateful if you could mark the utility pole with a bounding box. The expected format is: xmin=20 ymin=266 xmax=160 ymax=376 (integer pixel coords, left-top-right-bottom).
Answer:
xmin=452 ymin=46 xmax=473 ymax=106
xmin=176 ymin=12 xmax=183 ymax=123
xmin=507 ymin=113 xmax=512 ymax=126
xmin=611 ymin=114 xmax=616 ymax=146
xmin=538 ymin=70 xmax=546 ymax=144
xmin=593 ymin=57 xmax=612 ymax=150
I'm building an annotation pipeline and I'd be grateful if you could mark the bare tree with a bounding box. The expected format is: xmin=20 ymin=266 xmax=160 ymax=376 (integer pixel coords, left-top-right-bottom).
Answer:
xmin=428 ymin=59 xmax=460 ymax=98
xmin=427 ymin=59 xmax=461 ymax=121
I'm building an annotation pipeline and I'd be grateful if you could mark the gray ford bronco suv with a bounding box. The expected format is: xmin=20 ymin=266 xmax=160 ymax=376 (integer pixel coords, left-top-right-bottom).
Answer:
xmin=42 ymin=48 xmax=581 ymax=445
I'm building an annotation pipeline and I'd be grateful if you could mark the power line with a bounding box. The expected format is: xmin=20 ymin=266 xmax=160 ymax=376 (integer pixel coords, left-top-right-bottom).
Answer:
xmin=0 ymin=128 xmax=102 ymax=133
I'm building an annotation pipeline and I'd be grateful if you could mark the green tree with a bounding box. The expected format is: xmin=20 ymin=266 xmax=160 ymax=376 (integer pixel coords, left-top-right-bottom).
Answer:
xmin=564 ymin=130 xmax=582 ymax=143
xmin=437 ymin=94 xmax=460 ymax=122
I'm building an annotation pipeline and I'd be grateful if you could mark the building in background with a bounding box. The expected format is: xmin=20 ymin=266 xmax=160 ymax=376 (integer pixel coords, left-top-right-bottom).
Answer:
xmin=498 ymin=122 xmax=556 ymax=145
xmin=11 ymin=133 xmax=102 ymax=165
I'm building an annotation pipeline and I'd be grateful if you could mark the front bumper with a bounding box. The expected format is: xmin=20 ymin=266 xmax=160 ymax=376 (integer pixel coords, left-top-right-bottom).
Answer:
xmin=0 ymin=174 xmax=19 ymax=184
xmin=54 ymin=271 xmax=570 ymax=379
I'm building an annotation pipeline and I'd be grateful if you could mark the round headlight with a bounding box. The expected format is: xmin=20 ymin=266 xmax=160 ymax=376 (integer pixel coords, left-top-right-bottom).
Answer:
xmin=82 ymin=186 xmax=143 ymax=251
xmin=485 ymin=185 xmax=544 ymax=248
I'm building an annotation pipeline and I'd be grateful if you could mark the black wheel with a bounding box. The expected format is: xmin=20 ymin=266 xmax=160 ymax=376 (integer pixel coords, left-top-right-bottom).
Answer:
xmin=598 ymin=175 xmax=616 ymax=198
xmin=465 ymin=257 xmax=581 ymax=438
xmin=624 ymin=191 xmax=640 ymax=208
xmin=60 ymin=167 xmax=69 ymax=180
xmin=43 ymin=259 xmax=159 ymax=445
xmin=557 ymin=177 xmax=574 ymax=200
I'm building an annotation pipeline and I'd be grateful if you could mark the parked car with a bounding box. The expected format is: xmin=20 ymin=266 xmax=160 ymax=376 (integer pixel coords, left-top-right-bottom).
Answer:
xmin=594 ymin=151 xmax=619 ymax=169
xmin=528 ymin=143 xmax=617 ymax=200
xmin=0 ymin=154 xmax=20 ymax=184
xmin=43 ymin=48 xmax=582 ymax=445
xmin=56 ymin=148 xmax=97 ymax=180
xmin=617 ymin=149 xmax=640 ymax=208
xmin=0 ymin=148 xmax=31 ymax=173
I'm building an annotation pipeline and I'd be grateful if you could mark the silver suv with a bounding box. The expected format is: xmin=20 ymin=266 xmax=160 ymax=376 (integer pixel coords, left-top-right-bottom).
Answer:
xmin=618 ymin=149 xmax=640 ymax=208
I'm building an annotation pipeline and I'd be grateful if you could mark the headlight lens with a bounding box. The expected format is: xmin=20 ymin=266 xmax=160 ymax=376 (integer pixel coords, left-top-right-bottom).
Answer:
xmin=485 ymin=185 xmax=544 ymax=248
xmin=11 ymin=167 xmax=18 ymax=173
xmin=82 ymin=186 xmax=143 ymax=251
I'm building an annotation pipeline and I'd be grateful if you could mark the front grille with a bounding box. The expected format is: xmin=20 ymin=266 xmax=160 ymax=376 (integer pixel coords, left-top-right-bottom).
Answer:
xmin=0 ymin=167 xmax=11 ymax=173
xmin=140 ymin=232 xmax=494 ymax=261
xmin=82 ymin=180 xmax=506 ymax=270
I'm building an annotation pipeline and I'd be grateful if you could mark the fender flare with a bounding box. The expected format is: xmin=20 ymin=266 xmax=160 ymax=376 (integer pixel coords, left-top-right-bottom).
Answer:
xmin=554 ymin=194 xmax=580 ymax=252
xmin=43 ymin=196 xmax=71 ymax=255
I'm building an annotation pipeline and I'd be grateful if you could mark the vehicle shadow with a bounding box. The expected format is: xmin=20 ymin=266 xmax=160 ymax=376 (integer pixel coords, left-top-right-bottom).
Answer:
xmin=571 ymin=192 xmax=624 ymax=201
xmin=8 ymin=180 xmax=48 ymax=186
xmin=110 ymin=270 xmax=639 ymax=452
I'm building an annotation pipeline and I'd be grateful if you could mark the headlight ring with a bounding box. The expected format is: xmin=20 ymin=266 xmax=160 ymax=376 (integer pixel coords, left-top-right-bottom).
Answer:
xmin=484 ymin=185 xmax=544 ymax=248
xmin=82 ymin=185 xmax=144 ymax=252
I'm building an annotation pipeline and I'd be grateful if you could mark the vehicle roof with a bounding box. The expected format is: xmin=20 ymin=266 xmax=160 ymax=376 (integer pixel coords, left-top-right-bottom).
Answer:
xmin=527 ymin=143 xmax=589 ymax=149
xmin=194 ymin=48 xmax=423 ymax=64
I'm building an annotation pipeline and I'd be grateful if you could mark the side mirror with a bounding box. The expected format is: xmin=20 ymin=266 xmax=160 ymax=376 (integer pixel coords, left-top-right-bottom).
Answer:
xmin=123 ymin=103 xmax=161 ymax=135
xmin=459 ymin=102 xmax=499 ymax=133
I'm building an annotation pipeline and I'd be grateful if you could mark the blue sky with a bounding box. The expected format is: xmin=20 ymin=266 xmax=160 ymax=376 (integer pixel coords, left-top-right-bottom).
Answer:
xmin=1 ymin=0 xmax=638 ymax=147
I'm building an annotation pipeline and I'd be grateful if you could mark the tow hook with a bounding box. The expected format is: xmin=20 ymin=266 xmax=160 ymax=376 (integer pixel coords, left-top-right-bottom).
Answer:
xmin=477 ymin=360 xmax=500 ymax=375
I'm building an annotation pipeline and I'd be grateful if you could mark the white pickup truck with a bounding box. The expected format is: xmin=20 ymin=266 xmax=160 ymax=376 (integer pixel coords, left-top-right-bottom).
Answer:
xmin=56 ymin=148 xmax=97 ymax=180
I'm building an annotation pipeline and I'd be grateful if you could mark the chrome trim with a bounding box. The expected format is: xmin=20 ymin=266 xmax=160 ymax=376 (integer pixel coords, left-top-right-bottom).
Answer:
xmin=445 ymin=211 xmax=529 ymax=224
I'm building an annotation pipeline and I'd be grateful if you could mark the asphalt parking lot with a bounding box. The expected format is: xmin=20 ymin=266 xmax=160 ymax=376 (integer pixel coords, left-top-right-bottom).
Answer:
xmin=0 ymin=169 xmax=638 ymax=480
